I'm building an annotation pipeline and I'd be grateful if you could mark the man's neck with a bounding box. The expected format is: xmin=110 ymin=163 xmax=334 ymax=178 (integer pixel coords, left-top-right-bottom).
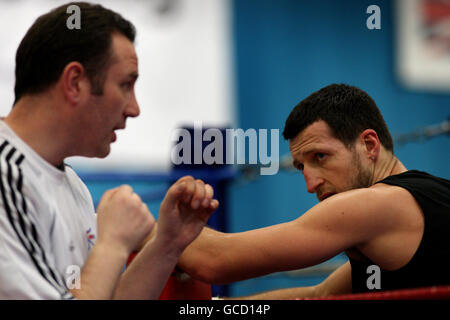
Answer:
xmin=4 ymin=96 xmax=70 ymax=167
xmin=370 ymin=149 xmax=407 ymax=185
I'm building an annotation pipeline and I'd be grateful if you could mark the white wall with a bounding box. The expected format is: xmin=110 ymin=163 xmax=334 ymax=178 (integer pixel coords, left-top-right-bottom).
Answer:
xmin=0 ymin=0 xmax=235 ymax=171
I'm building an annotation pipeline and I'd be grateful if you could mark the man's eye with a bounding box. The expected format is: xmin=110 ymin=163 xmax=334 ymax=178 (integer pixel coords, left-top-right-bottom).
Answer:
xmin=315 ymin=153 xmax=327 ymax=161
xmin=121 ymin=82 xmax=133 ymax=90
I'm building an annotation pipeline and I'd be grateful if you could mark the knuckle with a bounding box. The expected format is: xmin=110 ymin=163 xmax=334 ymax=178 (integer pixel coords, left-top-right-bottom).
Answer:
xmin=118 ymin=192 xmax=131 ymax=204
xmin=186 ymin=181 xmax=196 ymax=192
xmin=148 ymin=216 xmax=156 ymax=227
xmin=144 ymin=214 xmax=155 ymax=228
xmin=131 ymin=197 xmax=143 ymax=210
xmin=141 ymin=202 xmax=149 ymax=211
xmin=178 ymin=176 xmax=194 ymax=184
xmin=205 ymin=184 xmax=213 ymax=198
xmin=169 ymin=182 xmax=180 ymax=194
xmin=195 ymin=182 xmax=206 ymax=196
xmin=131 ymin=192 xmax=142 ymax=202
xmin=119 ymin=184 xmax=133 ymax=193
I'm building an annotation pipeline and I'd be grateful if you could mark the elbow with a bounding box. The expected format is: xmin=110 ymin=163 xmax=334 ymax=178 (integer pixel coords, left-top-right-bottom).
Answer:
xmin=178 ymin=231 xmax=235 ymax=284
xmin=179 ymin=251 xmax=229 ymax=285
xmin=186 ymin=255 xmax=226 ymax=284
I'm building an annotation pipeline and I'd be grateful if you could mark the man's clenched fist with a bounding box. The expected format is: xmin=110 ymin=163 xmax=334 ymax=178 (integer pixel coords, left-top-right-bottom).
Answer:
xmin=156 ymin=176 xmax=219 ymax=254
xmin=96 ymin=185 xmax=155 ymax=255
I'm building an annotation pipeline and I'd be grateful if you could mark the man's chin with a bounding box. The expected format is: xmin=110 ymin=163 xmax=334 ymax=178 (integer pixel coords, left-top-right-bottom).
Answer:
xmin=97 ymin=148 xmax=111 ymax=158
xmin=87 ymin=146 xmax=111 ymax=159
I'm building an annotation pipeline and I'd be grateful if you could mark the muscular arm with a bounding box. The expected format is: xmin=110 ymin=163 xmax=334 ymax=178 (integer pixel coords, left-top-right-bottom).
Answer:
xmin=179 ymin=187 xmax=399 ymax=284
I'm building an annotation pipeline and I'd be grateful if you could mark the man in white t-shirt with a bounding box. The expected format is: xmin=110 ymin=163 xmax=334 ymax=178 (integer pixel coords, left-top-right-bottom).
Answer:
xmin=0 ymin=2 xmax=218 ymax=299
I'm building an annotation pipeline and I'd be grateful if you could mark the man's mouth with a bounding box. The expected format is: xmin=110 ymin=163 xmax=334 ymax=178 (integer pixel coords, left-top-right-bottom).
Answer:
xmin=111 ymin=124 xmax=126 ymax=142
xmin=114 ymin=124 xmax=126 ymax=131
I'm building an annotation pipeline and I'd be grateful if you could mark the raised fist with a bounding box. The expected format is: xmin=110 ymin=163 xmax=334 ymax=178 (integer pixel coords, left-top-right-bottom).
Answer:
xmin=156 ymin=176 xmax=219 ymax=254
xmin=96 ymin=185 xmax=155 ymax=255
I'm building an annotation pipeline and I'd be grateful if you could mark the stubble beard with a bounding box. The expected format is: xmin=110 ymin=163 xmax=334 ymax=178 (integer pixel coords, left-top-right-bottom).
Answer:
xmin=349 ymin=151 xmax=373 ymax=190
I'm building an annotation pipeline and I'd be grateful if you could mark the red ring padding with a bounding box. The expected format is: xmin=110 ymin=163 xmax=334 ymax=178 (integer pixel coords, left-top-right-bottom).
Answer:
xmin=127 ymin=252 xmax=212 ymax=300
xmin=158 ymin=270 xmax=212 ymax=300
xmin=299 ymin=285 xmax=450 ymax=300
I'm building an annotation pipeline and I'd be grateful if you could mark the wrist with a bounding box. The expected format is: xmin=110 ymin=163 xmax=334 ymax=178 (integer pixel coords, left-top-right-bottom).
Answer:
xmin=93 ymin=239 xmax=130 ymax=264
xmin=149 ymin=232 xmax=184 ymax=261
xmin=71 ymin=240 xmax=130 ymax=299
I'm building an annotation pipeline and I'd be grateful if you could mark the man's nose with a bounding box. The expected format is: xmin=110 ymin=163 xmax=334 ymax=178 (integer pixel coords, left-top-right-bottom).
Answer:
xmin=125 ymin=94 xmax=140 ymax=118
xmin=303 ymin=167 xmax=324 ymax=194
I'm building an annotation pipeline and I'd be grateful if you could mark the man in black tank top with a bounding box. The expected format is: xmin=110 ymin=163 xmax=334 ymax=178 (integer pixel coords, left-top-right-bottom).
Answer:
xmin=349 ymin=170 xmax=450 ymax=293
xmin=175 ymin=84 xmax=450 ymax=299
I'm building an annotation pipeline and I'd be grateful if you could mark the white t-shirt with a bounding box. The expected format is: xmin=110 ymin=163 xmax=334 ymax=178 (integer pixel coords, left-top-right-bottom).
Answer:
xmin=0 ymin=120 xmax=97 ymax=299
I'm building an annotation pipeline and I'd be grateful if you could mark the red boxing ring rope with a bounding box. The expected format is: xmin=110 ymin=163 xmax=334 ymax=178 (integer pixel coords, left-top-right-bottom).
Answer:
xmin=299 ymin=285 xmax=450 ymax=300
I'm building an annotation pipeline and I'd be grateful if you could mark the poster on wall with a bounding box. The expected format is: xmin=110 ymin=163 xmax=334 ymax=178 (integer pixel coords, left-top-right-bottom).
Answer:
xmin=397 ymin=0 xmax=450 ymax=91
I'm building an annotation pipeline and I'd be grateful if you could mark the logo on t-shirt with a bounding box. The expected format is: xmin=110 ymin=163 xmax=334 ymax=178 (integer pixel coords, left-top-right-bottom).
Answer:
xmin=86 ymin=228 xmax=96 ymax=250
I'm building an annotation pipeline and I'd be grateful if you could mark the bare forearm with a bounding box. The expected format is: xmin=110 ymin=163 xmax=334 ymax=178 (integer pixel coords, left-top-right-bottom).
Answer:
xmin=113 ymin=236 xmax=181 ymax=300
xmin=178 ymin=227 xmax=229 ymax=283
xmin=180 ymin=224 xmax=308 ymax=284
xmin=235 ymin=262 xmax=352 ymax=300
xmin=233 ymin=262 xmax=352 ymax=301
xmin=70 ymin=242 xmax=128 ymax=299
xmin=179 ymin=227 xmax=274 ymax=284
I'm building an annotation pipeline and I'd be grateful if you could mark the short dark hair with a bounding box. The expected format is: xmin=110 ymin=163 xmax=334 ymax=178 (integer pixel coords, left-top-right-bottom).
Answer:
xmin=14 ymin=1 xmax=136 ymax=104
xmin=283 ymin=84 xmax=394 ymax=152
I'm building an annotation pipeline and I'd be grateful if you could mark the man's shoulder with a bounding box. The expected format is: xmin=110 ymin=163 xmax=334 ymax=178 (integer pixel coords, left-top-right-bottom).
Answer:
xmin=351 ymin=185 xmax=423 ymax=237
xmin=368 ymin=183 xmax=420 ymax=213
xmin=314 ymin=186 xmax=420 ymax=231
xmin=0 ymin=127 xmax=31 ymax=169
xmin=0 ymin=137 xmax=27 ymax=173
xmin=0 ymin=137 xmax=58 ymax=202
xmin=354 ymin=183 xmax=420 ymax=212
xmin=323 ymin=185 xmax=411 ymax=211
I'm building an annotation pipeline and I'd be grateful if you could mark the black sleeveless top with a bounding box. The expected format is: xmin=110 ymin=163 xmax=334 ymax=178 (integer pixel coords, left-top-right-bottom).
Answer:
xmin=348 ymin=170 xmax=450 ymax=293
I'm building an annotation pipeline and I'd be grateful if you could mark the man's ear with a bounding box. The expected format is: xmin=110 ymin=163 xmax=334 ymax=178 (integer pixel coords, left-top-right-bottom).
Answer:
xmin=61 ymin=62 xmax=89 ymax=105
xmin=360 ymin=129 xmax=380 ymax=161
